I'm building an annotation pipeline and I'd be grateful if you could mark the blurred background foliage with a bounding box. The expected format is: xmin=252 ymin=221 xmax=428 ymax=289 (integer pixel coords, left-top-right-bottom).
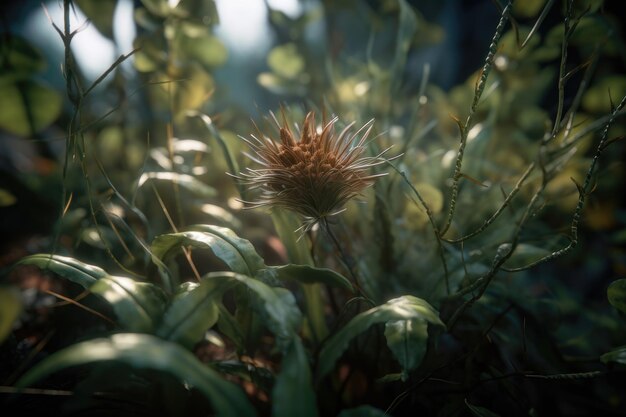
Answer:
xmin=1 ymin=0 xmax=626 ymax=416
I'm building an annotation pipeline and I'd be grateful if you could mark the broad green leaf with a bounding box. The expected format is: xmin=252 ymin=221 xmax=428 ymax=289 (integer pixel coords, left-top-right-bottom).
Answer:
xmin=204 ymin=272 xmax=302 ymax=351
xmin=512 ymin=0 xmax=547 ymax=18
xmin=15 ymin=254 xmax=166 ymax=332
xmin=601 ymin=346 xmax=626 ymax=365
xmin=607 ymin=279 xmax=626 ymax=314
xmin=133 ymin=34 xmax=163 ymax=71
xmin=466 ymin=399 xmax=502 ymax=417
xmin=267 ymin=43 xmax=304 ymax=79
xmin=170 ymin=66 xmax=215 ymax=115
xmin=0 ymin=287 xmax=22 ymax=343
xmin=337 ymin=405 xmax=388 ymax=417
xmin=90 ymin=276 xmax=167 ymax=333
xmin=176 ymin=0 xmax=219 ymax=24
xmin=140 ymin=0 xmax=171 ymax=16
xmin=272 ymin=337 xmax=318 ymax=417
xmin=0 ymin=80 xmax=62 ymax=136
xmin=156 ymin=280 xmax=231 ymax=348
xmin=75 ymin=0 xmax=118 ymax=39
xmin=152 ymin=225 xmax=265 ymax=276
xmin=271 ymin=264 xmax=353 ymax=292
xmin=317 ymin=296 xmax=444 ymax=380
xmin=384 ymin=318 xmax=429 ymax=378
xmin=16 ymin=334 xmax=257 ymax=417
xmin=217 ymin=304 xmax=246 ymax=350
xmin=190 ymin=225 xmax=266 ymax=273
xmin=257 ymin=72 xmax=307 ymax=96
xmin=138 ymin=172 xmax=217 ymax=198
xmin=243 ymin=283 xmax=301 ymax=351
xmin=152 ymin=230 xmax=248 ymax=274
xmin=15 ymin=254 xmax=108 ymax=285
xmin=180 ymin=33 xmax=228 ymax=68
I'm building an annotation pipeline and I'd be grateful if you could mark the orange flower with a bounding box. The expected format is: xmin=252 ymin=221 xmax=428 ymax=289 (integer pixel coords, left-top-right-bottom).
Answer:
xmin=236 ymin=111 xmax=389 ymax=232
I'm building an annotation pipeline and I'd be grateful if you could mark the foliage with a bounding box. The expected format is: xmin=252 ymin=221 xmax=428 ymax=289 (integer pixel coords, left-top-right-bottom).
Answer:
xmin=1 ymin=0 xmax=626 ymax=416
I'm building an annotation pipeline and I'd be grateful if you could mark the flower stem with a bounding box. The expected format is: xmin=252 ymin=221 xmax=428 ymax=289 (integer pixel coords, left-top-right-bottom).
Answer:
xmin=322 ymin=218 xmax=371 ymax=301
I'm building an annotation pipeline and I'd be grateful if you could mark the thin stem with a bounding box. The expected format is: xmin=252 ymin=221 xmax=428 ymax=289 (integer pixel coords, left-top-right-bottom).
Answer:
xmin=549 ymin=0 xmax=575 ymax=141
xmin=440 ymin=2 xmax=512 ymax=236
xmin=502 ymin=94 xmax=626 ymax=272
xmin=387 ymin=162 xmax=450 ymax=294
xmin=151 ymin=183 xmax=201 ymax=285
xmin=443 ymin=162 xmax=535 ymax=243
xmin=43 ymin=289 xmax=116 ymax=325
xmin=322 ymin=218 xmax=370 ymax=301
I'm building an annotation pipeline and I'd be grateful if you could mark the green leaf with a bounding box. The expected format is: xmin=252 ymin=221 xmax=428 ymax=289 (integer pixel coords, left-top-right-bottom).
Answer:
xmin=317 ymin=295 xmax=444 ymax=381
xmin=0 ymin=287 xmax=22 ymax=344
xmin=15 ymin=254 xmax=108 ymax=285
xmin=138 ymin=172 xmax=217 ymax=198
xmin=180 ymin=33 xmax=228 ymax=68
xmin=512 ymin=0 xmax=547 ymax=18
xmin=267 ymin=43 xmax=305 ymax=79
xmin=272 ymin=337 xmax=318 ymax=417
xmin=16 ymin=334 xmax=257 ymax=417
xmin=217 ymin=304 xmax=246 ymax=350
xmin=271 ymin=264 xmax=353 ymax=292
xmin=466 ymin=399 xmax=502 ymax=417
xmin=14 ymin=254 xmax=166 ymax=333
xmin=132 ymin=34 xmax=163 ymax=71
xmin=384 ymin=318 xmax=429 ymax=378
xmin=601 ymin=346 xmax=626 ymax=365
xmin=0 ymin=80 xmax=62 ymax=136
xmin=190 ymin=225 xmax=266 ymax=273
xmin=337 ymin=405 xmax=389 ymax=417
xmin=607 ymin=279 xmax=626 ymax=314
xmin=140 ymin=0 xmax=171 ymax=16
xmin=156 ymin=280 xmax=230 ymax=348
xmin=75 ymin=0 xmax=118 ymax=39
xmin=176 ymin=0 xmax=220 ymax=24
xmin=152 ymin=225 xmax=265 ymax=276
xmin=90 ymin=275 xmax=167 ymax=333
xmin=257 ymin=72 xmax=307 ymax=96
xmin=204 ymin=272 xmax=302 ymax=351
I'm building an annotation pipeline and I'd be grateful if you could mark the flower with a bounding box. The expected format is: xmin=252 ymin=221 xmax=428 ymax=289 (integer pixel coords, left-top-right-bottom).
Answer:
xmin=235 ymin=111 xmax=389 ymax=232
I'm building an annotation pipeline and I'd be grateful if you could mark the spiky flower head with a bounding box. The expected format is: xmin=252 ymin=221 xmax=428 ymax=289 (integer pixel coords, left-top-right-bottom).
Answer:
xmin=235 ymin=111 xmax=388 ymax=232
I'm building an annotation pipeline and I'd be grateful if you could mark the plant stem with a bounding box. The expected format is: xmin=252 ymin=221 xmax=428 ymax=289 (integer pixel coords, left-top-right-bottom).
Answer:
xmin=322 ymin=218 xmax=371 ymax=302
